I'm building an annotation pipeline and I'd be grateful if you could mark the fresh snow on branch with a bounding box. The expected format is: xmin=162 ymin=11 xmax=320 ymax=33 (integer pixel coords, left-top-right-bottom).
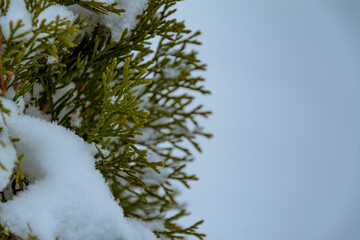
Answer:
xmin=0 ymin=0 xmax=147 ymax=42
xmin=68 ymin=0 xmax=148 ymax=41
xmin=0 ymin=99 xmax=156 ymax=240
xmin=0 ymin=0 xmax=76 ymax=41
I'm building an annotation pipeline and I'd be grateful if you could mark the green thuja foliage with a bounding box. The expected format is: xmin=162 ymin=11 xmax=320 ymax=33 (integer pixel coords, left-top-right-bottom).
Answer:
xmin=0 ymin=0 xmax=211 ymax=239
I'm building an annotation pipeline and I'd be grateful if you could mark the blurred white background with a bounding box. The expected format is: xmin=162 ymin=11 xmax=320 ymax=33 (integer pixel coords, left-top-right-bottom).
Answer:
xmin=175 ymin=1 xmax=360 ymax=239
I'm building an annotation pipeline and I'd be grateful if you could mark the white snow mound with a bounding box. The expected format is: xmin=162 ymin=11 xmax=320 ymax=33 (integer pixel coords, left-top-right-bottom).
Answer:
xmin=0 ymin=98 xmax=156 ymax=240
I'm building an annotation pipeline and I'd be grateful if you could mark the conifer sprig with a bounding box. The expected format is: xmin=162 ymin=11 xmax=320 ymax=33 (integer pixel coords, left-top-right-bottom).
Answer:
xmin=0 ymin=0 xmax=211 ymax=239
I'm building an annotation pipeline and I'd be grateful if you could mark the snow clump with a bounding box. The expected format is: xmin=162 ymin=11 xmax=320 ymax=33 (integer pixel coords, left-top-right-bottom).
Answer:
xmin=0 ymin=0 xmax=32 ymax=40
xmin=0 ymin=98 xmax=156 ymax=240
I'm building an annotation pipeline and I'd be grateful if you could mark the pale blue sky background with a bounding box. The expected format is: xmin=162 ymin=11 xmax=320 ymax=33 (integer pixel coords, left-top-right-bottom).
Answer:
xmin=175 ymin=1 xmax=360 ymax=239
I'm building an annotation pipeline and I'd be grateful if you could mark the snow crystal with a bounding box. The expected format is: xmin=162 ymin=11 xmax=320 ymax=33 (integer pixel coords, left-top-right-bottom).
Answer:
xmin=37 ymin=4 xmax=77 ymax=24
xmin=110 ymin=95 xmax=117 ymax=104
xmin=46 ymin=55 xmax=58 ymax=65
xmin=0 ymin=0 xmax=32 ymax=40
xmin=68 ymin=0 xmax=148 ymax=42
xmin=0 ymin=98 xmax=157 ymax=240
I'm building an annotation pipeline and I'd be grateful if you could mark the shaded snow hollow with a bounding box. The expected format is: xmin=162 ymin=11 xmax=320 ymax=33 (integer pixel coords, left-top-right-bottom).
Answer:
xmin=0 ymin=99 xmax=157 ymax=240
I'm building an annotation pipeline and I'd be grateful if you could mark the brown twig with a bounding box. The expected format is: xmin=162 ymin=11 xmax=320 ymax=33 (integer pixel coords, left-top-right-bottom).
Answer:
xmin=13 ymin=80 xmax=23 ymax=91
xmin=78 ymin=80 xmax=89 ymax=93
xmin=42 ymin=100 xmax=50 ymax=114
xmin=5 ymin=71 xmax=13 ymax=85
xmin=82 ymin=108 xmax=90 ymax=118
